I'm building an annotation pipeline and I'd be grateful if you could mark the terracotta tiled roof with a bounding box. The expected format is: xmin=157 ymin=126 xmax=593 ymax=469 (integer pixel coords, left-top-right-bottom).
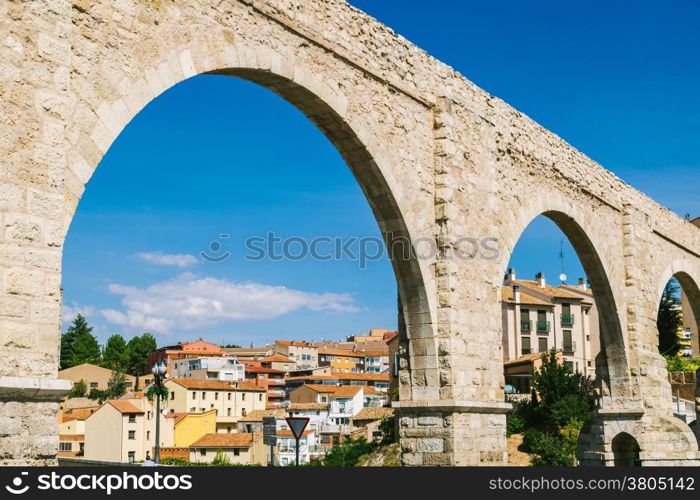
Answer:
xmin=559 ymin=284 xmax=594 ymax=297
xmin=61 ymin=407 xmax=99 ymax=423
xmin=331 ymin=386 xmax=363 ymax=398
xmin=358 ymin=349 xmax=389 ymax=356
xmin=238 ymin=409 xmax=285 ymax=422
xmin=285 ymin=375 xmax=338 ymax=381
xmin=335 ymin=373 xmax=389 ymax=382
xmin=299 ymin=384 xmax=338 ymax=393
xmin=277 ymin=429 xmax=312 ymax=437
xmin=512 ymin=280 xmax=583 ymax=300
xmin=362 ymin=386 xmax=386 ymax=396
xmin=169 ymin=378 xmax=265 ymax=391
xmin=59 ymin=434 xmax=85 ymax=441
xmin=352 ymin=407 xmax=394 ymax=422
xmin=275 ymin=340 xmax=315 ymax=347
xmin=501 ymin=286 xmax=551 ymax=306
xmin=107 ymin=400 xmax=144 ymax=414
xmin=318 ymin=348 xmax=365 ymax=357
xmin=260 ymin=354 xmax=294 ymax=363
xmin=190 ymin=432 xmax=256 ymax=448
xmin=287 ymin=403 xmax=330 ymax=411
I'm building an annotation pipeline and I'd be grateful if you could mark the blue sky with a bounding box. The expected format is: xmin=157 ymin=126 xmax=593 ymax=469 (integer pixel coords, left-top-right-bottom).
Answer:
xmin=62 ymin=0 xmax=699 ymax=346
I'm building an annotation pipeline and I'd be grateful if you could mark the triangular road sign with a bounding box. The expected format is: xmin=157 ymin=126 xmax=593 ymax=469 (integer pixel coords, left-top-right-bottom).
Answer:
xmin=285 ymin=417 xmax=310 ymax=440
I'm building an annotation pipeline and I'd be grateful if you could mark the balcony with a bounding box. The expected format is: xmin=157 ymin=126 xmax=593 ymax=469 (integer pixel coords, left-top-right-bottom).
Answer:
xmin=561 ymin=314 xmax=575 ymax=326
xmin=520 ymin=320 xmax=531 ymax=332
xmin=536 ymin=321 xmax=550 ymax=333
xmin=563 ymin=341 xmax=576 ymax=353
xmin=267 ymin=389 xmax=286 ymax=397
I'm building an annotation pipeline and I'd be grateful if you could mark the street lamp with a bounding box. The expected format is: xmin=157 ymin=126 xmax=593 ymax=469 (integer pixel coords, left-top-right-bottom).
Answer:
xmin=151 ymin=362 xmax=168 ymax=464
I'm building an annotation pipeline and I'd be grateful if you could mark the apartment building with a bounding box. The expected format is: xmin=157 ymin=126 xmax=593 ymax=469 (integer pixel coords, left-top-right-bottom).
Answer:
xmin=335 ymin=372 xmax=390 ymax=392
xmin=58 ymin=363 xmax=141 ymax=392
xmin=260 ymin=354 xmax=296 ymax=372
xmin=171 ymin=356 xmax=245 ymax=381
xmin=163 ymin=378 xmax=266 ymax=433
xmin=189 ymin=432 xmax=266 ymax=465
xmin=242 ymin=365 xmax=286 ymax=409
xmin=289 ymin=385 xmax=364 ymax=433
xmin=222 ymin=345 xmax=274 ymax=361
xmin=318 ymin=348 xmax=365 ymax=373
xmin=236 ymin=408 xmax=286 ymax=434
xmin=502 ymin=269 xmax=598 ymax=392
xmin=358 ymin=348 xmax=390 ymax=374
xmin=286 ymin=403 xmax=330 ymax=435
xmin=83 ymin=398 xmax=174 ymax=463
xmin=277 ymin=430 xmax=320 ymax=465
xmin=274 ymin=340 xmax=318 ymax=369
xmin=284 ymin=374 xmax=338 ymax=394
xmin=148 ymin=339 xmax=224 ymax=374
xmin=166 ymin=410 xmax=217 ymax=447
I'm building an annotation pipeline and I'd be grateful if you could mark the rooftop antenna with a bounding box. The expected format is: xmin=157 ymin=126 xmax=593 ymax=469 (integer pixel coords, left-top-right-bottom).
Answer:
xmin=558 ymin=239 xmax=567 ymax=284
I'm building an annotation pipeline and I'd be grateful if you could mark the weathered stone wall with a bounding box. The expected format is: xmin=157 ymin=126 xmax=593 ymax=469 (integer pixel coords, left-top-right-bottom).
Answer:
xmin=0 ymin=0 xmax=698 ymax=465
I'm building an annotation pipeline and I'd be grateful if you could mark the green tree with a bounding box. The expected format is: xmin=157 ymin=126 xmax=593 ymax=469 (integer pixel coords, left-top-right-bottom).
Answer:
xmin=61 ymin=315 xmax=93 ymax=369
xmin=62 ymin=315 xmax=101 ymax=367
xmin=658 ymin=280 xmax=683 ymax=356
xmin=106 ymin=370 xmax=128 ymax=399
xmin=101 ymin=334 xmax=129 ymax=371
xmin=127 ymin=333 xmax=157 ymax=389
xmin=69 ymin=379 xmax=87 ymax=398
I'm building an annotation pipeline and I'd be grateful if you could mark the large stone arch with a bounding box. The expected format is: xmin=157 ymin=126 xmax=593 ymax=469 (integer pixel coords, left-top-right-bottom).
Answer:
xmin=2 ymin=0 xmax=700 ymax=466
xmin=495 ymin=196 xmax=632 ymax=402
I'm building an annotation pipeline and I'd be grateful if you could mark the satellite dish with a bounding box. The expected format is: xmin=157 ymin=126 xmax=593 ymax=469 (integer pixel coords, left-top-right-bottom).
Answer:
xmin=559 ymin=273 xmax=567 ymax=283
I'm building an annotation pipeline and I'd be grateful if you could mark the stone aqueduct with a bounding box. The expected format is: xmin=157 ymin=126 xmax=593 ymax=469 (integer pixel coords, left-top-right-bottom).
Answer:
xmin=0 ymin=0 xmax=699 ymax=466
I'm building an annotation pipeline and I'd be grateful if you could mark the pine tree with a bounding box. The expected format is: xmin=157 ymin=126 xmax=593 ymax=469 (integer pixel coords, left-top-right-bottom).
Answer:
xmin=106 ymin=370 xmax=128 ymax=399
xmin=127 ymin=333 xmax=158 ymax=389
xmin=61 ymin=315 xmax=100 ymax=369
xmin=658 ymin=280 xmax=682 ymax=356
xmin=102 ymin=334 xmax=129 ymax=371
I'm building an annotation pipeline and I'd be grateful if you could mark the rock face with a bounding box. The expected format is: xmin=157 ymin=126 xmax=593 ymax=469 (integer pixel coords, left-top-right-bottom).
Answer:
xmin=1 ymin=0 xmax=699 ymax=465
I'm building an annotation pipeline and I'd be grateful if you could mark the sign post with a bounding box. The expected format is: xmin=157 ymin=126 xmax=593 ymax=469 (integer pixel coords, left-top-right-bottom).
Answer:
xmin=262 ymin=416 xmax=277 ymax=467
xmin=285 ymin=417 xmax=310 ymax=466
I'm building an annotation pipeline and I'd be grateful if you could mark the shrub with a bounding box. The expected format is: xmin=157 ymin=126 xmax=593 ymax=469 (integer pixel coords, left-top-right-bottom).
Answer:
xmin=550 ymin=395 xmax=594 ymax=429
xmin=506 ymin=413 xmax=526 ymax=437
xmin=320 ymin=437 xmax=378 ymax=466
xmin=523 ymin=429 xmax=575 ymax=466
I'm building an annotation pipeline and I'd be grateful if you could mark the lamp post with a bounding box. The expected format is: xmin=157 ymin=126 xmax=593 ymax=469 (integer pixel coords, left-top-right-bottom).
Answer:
xmin=151 ymin=362 xmax=167 ymax=464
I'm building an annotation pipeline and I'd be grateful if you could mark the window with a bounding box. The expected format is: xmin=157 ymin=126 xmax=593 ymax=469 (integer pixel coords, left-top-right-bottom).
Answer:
xmin=215 ymin=392 xmax=219 ymax=400
xmin=234 ymin=449 xmax=240 ymax=456
xmin=192 ymin=391 xmax=197 ymax=399
xmin=59 ymin=442 xmax=71 ymax=451
xmin=90 ymin=382 xmax=98 ymax=388
xmin=147 ymin=431 xmax=150 ymax=440
xmin=170 ymin=391 xmax=175 ymax=400
xmin=128 ymin=430 xmax=135 ymax=440
xmin=393 ymin=353 xmax=399 ymax=376
xmin=565 ymin=361 xmax=574 ymax=372
xmin=202 ymin=392 xmax=206 ymax=400
xmin=258 ymin=394 xmax=263 ymax=401
xmin=521 ymin=337 xmax=531 ymax=355
xmin=128 ymin=415 xmax=136 ymax=423
xmin=538 ymin=337 xmax=548 ymax=352
xmin=227 ymin=426 xmax=232 ymax=433
xmin=242 ymin=393 xmax=246 ymax=401
xmin=563 ymin=330 xmax=573 ymax=351
xmin=228 ymin=393 xmax=231 ymax=400
xmin=128 ymin=451 xmax=135 ymax=463
xmin=190 ymin=407 xmax=196 ymax=412
xmin=200 ymin=449 xmax=207 ymax=456
xmin=147 ymin=411 xmax=151 ymax=419
xmin=242 ymin=408 xmax=247 ymax=417
xmin=227 ymin=408 xmax=231 ymax=416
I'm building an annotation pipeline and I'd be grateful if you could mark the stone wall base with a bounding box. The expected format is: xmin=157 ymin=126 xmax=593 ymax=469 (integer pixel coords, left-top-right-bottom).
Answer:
xmin=0 ymin=376 xmax=71 ymax=465
xmin=577 ymin=409 xmax=700 ymax=466
xmin=394 ymin=400 xmax=510 ymax=465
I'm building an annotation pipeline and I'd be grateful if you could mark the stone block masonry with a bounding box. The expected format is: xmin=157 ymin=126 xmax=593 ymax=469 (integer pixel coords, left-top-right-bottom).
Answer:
xmin=0 ymin=0 xmax=698 ymax=465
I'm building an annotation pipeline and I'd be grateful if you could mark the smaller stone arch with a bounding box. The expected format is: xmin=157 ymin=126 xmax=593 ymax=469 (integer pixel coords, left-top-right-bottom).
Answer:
xmin=611 ymin=432 xmax=641 ymax=466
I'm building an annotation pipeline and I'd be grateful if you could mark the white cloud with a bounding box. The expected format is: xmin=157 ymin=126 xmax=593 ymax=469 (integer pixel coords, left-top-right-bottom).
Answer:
xmin=136 ymin=252 xmax=198 ymax=267
xmin=62 ymin=303 xmax=96 ymax=324
xmin=100 ymin=272 xmax=358 ymax=334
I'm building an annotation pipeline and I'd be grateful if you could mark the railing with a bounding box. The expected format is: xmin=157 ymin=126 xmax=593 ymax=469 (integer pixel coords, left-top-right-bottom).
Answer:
xmin=561 ymin=314 xmax=575 ymax=326
xmin=536 ymin=321 xmax=550 ymax=332
xmin=563 ymin=341 xmax=576 ymax=353
xmin=267 ymin=389 xmax=285 ymax=396
xmin=520 ymin=320 xmax=531 ymax=331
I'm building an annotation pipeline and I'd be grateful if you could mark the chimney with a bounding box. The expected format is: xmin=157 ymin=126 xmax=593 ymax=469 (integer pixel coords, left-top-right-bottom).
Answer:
xmin=505 ymin=268 xmax=516 ymax=284
xmin=535 ymin=272 xmax=546 ymax=288
xmin=578 ymin=277 xmax=587 ymax=290
xmin=512 ymin=285 xmax=521 ymax=303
